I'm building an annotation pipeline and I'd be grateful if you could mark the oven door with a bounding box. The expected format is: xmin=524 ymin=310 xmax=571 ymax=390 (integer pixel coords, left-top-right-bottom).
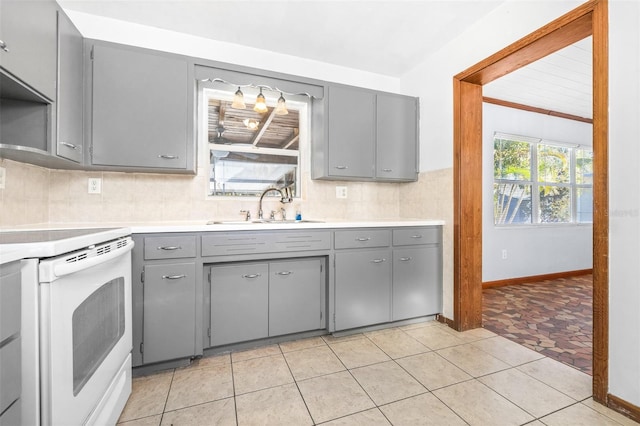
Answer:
xmin=39 ymin=238 xmax=133 ymax=426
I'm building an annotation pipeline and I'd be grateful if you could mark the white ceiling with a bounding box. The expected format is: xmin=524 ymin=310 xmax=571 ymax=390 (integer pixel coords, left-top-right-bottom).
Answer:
xmin=58 ymin=0 xmax=592 ymax=119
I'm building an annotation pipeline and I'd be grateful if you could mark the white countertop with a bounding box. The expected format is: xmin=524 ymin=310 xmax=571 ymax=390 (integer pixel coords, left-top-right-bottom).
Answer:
xmin=0 ymin=220 xmax=445 ymax=264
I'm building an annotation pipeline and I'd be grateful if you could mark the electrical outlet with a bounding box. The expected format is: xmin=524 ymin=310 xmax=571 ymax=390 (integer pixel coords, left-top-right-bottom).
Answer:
xmin=336 ymin=186 xmax=348 ymax=199
xmin=88 ymin=178 xmax=102 ymax=194
xmin=501 ymin=249 xmax=508 ymax=260
xmin=0 ymin=167 xmax=5 ymax=189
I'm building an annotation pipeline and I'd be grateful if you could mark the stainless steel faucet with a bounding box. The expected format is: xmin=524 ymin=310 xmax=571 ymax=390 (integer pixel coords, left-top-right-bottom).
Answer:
xmin=258 ymin=187 xmax=292 ymax=220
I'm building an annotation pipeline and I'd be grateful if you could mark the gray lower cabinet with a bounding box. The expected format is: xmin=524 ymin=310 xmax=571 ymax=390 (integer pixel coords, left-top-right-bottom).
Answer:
xmin=209 ymin=257 xmax=325 ymax=346
xmin=88 ymin=41 xmax=193 ymax=172
xmin=392 ymin=246 xmax=441 ymax=321
xmin=0 ymin=261 xmax=21 ymax=425
xmin=142 ymin=262 xmax=196 ymax=364
xmin=334 ymin=249 xmax=392 ymax=330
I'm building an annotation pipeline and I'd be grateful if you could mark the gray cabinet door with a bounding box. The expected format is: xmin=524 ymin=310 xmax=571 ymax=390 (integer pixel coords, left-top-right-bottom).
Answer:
xmin=0 ymin=0 xmax=58 ymax=100
xmin=90 ymin=43 xmax=188 ymax=169
xmin=269 ymin=258 xmax=323 ymax=336
xmin=327 ymin=85 xmax=375 ymax=178
xmin=56 ymin=10 xmax=83 ymax=163
xmin=392 ymin=246 xmax=442 ymax=321
xmin=210 ymin=262 xmax=269 ymax=346
xmin=143 ymin=262 xmax=196 ymax=364
xmin=335 ymin=249 xmax=391 ymax=330
xmin=376 ymin=93 xmax=418 ymax=180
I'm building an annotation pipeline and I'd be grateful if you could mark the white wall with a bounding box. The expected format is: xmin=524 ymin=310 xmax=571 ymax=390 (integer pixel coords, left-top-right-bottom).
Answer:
xmin=482 ymin=103 xmax=593 ymax=282
xmin=609 ymin=0 xmax=640 ymax=407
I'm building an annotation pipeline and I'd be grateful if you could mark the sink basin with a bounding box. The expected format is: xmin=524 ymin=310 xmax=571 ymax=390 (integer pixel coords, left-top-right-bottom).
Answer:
xmin=207 ymin=219 xmax=324 ymax=225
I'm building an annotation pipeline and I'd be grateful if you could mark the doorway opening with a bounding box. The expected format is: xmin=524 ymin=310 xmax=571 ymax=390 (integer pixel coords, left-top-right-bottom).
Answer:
xmin=452 ymin=0 xmax=607 ymax=403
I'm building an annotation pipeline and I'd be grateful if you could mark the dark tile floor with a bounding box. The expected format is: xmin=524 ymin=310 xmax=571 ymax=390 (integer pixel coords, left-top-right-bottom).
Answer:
xmin=482 ymin=275 xmax=593 ymax=375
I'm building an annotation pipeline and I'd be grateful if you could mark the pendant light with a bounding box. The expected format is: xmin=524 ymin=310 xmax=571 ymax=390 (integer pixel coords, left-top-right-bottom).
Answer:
xmin=254 ymin=88 xmax=268 ymax=113
xmin=231 ymin=87 xmax=246 ymax=109
xmin=274 ymin=92 xmax=288 ymax=115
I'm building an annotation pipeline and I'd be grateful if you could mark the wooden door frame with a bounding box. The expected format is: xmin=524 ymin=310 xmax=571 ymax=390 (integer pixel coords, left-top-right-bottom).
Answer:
xmin=453 ymin=0 xmax=608 ymax=402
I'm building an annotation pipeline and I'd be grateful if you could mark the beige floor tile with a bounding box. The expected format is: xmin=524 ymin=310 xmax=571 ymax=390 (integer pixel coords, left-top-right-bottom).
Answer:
xmin=581 ymin=398 xmax=640 ymax=426
xmin=404 ymin=325 xmax=466 ymax=350
xmin=298 ymin=371 xmax=375 ymax=424
xmin=350 ymin=361 xmax=427 ymax=405
xmin=321 ymin=408 xmax=391 ymax=425
xmin=232 ymin=353 xmax=294 ymax=395
xmin=396 ymin=351 xmax=472 ymax=390
xmin=471 ymin=336 xmax=545 ymax=366
xmin=118 ymin=370 xmax=173 ymax=422
xmin=330 ymin=338 xmax=391 ymax=369
xmin=279 ymin=336 xmax=327 ymax=353
xmin=231 ymin=344 xmax=282 ymax=362
xmin=437 ymin=343 xmax=511 ymax=377
xmin=433 ymin=380 xmax=535 ymax=425
xmin=235 ymin=383 xmax=313 ymax=426
xmin=367 ymin=329 xmax=430 ymax=359
xmin=443 ymin=326 xmax=497 ymax=342
xmin=379 ymin=392 xmax=467 ymax=426
xmin=540 ymin=402 xmax=625 ymax=425
xmin=398 ymin=319 xmax=441 ymax=331
xmin=160 ymin=398 xmax=236 ymax=426
xmin=322 ymin=332 xmax=366 ymax=344
xmin=283 ymin=345 xmax=346 ymax=380
xmin=479 ymin=368 xmax=576 ymax=418
xmin=165 ymin=363 xmax=234 ymax=411
xmin=117 ymin=415 xmax=162 ymax=426
xmin=517 ymin=357 xmax=592 ymax=400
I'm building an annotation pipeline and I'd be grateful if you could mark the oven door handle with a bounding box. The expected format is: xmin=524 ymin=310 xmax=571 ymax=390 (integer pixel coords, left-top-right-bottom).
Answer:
xmin=53 ymin=240 xmax=135 ymax=278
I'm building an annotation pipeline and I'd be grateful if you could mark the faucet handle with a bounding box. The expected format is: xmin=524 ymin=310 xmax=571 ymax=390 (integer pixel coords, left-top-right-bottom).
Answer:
xmin=270 ymin=210 xmax=276 ymax=220
xmin=280 ymin=207 xmax=287 ymax=221
xmin=240 ymin=210 xmax=251 ymax=221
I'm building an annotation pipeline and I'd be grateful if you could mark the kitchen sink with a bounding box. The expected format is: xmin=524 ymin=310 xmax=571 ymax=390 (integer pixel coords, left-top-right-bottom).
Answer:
xmin=207 ymin=219 xmax=324 ymax=225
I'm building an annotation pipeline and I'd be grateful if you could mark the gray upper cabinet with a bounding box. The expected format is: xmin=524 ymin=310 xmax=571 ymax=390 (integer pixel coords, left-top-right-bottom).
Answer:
xmin=313 ymin=84 xmax=419 ymax=182
xmin=0 ymin=0 xmax=58 ymax=101
xmin=55 ymin=11 xmax=83 ymax=163
xmin=326 ymin=85 xmax=376 ymax=179
xmin=88 ymin=42 xmax=194 ymax=172
xmin=376 ymin=93 xmax=418 ymax=180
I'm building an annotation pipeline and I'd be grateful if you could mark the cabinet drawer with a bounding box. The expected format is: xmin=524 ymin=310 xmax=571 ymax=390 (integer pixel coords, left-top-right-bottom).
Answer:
xmin=144 ymin=236 xmax=197 ymax=260
xmin=272 ymin=231 xmax=331 ymax=252
xmin=0 ymin=262 xmax=21 ymax=344
xmin=393 ymin=227 xmax=440 ymax=246
xmin=334 ymin=229 xmax=390 ymax=249
xmin=0 ymin=337 xmax=21 ymax=414
xmin=202 ymin=233 xmax=273 ymax=257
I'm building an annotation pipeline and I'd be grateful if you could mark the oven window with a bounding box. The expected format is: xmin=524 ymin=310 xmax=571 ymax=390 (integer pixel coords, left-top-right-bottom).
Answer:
xmin=72 ymin=277 xmax=125 ymax=396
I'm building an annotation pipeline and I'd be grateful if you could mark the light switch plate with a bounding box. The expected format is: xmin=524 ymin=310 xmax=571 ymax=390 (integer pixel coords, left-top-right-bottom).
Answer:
xmin=336 ymin=186 xmax=347 ymax=199
xmin=88 ymin=178 xmax=102 ymax=194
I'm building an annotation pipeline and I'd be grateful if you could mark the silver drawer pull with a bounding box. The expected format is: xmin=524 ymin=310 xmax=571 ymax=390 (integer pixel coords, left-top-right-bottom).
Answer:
xmin=158 ymin=154 xmax=179 ymax=159
xmin=411 ymin=235 xmax=423 ymax=239
xmin=371 ymin=258 xmax=386 ymax=263
xmin=355 ymin=237 xmax=371 ymax=242
xmin=276 ymin=271 xmax=292 ymax=276
xmin=334 ymin=165 xmax=348 ymax=170
xmin=382 ymin=168 xmax=392 ymax=172
xmin=0 ymin=40 xmax=8 ymax=52
xmin=399 ymin=257 xmax=413 ymax=262
xmin=162 ymin=274 xmax=186 ymax=280
xmin=60 ymin=141 xmax=79 ymax=150
xmin=158 ymin=246 xmax=182 ymax=251
xmin=242 ymin=273 xmax=261 ymax=279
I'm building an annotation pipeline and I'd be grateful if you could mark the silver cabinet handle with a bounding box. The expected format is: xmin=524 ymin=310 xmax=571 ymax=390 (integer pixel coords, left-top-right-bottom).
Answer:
xmin=276 ymin=271 xmax=292 ymax=276
xmin=60 ymin=141 xmax=79 ymax=150
xmin=334 ymin=165 xmax=348 ymax=170
xmin=0 ymin=40 xmax=8 ymax=52
xmin=371 ymin=258 xmax=386 ymax=263
xmin=158 ymin=154 xmax=179 ymax=159
xmin=242 ymin=273 xmax=261 ymax=279
xmin=382 ymin=168 xmax=392 ymax=172
xmin=411 ymin=235 xmax=423 ymax=239
xmin=355 ymin=237 xmax=371 ymax=242
xmin=157 ymin=246 xmax=181 ymax=251
xmin=162 ymin=274 xmax=186 ymax=280
xmin=399 ymin=257 xmax=413 ymax=262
